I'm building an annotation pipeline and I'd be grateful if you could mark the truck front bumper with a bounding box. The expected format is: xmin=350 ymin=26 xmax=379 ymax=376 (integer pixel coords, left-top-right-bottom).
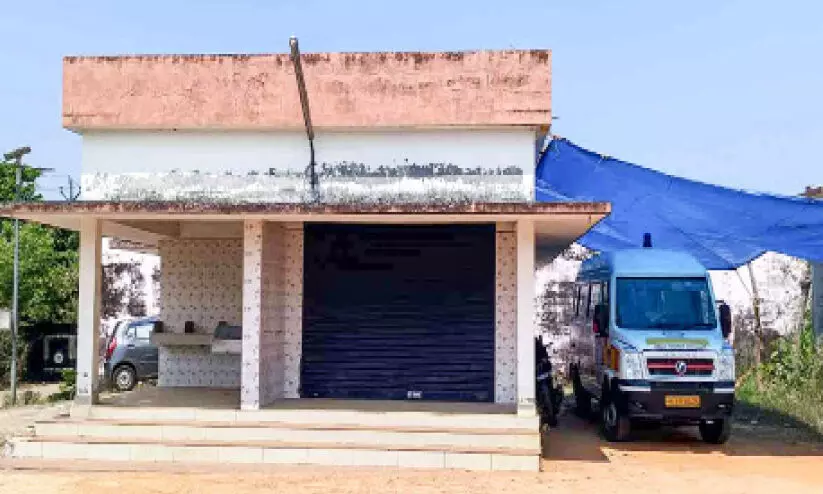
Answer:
xmin=617 ymin=380 xmax=735 ymax=423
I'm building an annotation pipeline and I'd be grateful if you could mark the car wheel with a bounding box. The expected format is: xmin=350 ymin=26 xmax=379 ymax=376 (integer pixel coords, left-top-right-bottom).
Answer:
xmin=699 ymin=419 xmax=731 ymax=444
xmin=52 ymin=350 xmax=65 ymax=365
xmin=113 ymin=365 xmax=137 ymax=392
xmin=601 ymin=390 xmax=631 ymax=442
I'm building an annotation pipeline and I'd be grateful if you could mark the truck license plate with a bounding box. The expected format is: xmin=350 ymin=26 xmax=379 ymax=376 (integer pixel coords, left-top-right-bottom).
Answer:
xmin=665 ymin=395 xmax=701 ymax=408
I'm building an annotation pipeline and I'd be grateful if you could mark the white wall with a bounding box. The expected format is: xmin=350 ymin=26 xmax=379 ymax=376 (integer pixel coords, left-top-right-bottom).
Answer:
xmin=80 ymin=129 xmax=536 ymax=202
xmin=810 ymin=263 xmax=822 ymax=336
xmin=710 ymin=253 xmax=809 ymax=337
xmin=157 ymin=239 xmax=243 ymax=389
xmin=82 ymin=129 xmax=536 ymax=175
xmin=158 ymin=239 xmax=243 ymax=333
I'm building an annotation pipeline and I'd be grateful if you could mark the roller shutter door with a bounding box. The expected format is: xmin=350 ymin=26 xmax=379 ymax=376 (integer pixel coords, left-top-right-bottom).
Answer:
xmin=301 ymin=223 xmax=495 ymax=402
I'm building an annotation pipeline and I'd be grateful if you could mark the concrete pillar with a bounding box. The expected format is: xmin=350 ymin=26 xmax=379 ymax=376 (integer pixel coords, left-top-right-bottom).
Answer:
xmin=515 ymin=219 xmax=536 ymax=416
xmin=282 ymin=223 xmax=304 ymax=399
xmin=75 ymin=217 xmax=102 ymax=406
xmin=494 ymin=222 xmax=517 ymax=404
xmin=241 ymin=220 xmax=264 ymax=410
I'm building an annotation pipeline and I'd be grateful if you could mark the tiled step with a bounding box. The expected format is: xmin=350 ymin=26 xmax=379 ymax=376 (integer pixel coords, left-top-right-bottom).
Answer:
xmin=39 ymin=417 xmax=537 ymax=435
xmin=79 ymin=406 xmax=538 ymax=431
xmin=8 ymin=436 xmax=540 ymax=471
xmin=35 ymin=419 xmax=539 ymax=450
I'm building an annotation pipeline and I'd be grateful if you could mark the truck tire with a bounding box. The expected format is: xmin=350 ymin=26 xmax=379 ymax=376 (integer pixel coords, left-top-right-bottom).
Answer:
xmin=601 ymin=388 xmax=631 ymax=442
xmin=699 ymin=419 xmax=731 ymax=444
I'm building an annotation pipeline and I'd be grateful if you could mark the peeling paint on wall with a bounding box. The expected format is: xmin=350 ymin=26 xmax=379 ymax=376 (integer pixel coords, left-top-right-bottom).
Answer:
xmin=81 ymin=168 xmax=527 ymax=203
xmin=80 ymin=129 xmax=536 ymax=203
xmin=63 ymin=50 xmax=551 ymax=130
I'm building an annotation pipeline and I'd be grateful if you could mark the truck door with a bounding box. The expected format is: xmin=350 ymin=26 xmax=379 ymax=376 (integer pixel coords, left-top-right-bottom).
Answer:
xmin=592 ymin=282 xmax=611 ymax=394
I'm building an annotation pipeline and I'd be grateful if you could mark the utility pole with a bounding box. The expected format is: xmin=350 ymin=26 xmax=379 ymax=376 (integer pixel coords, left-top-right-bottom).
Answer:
xmin=4 ymin=146 xmax=30 ymax=406
xmin=3 ymin=147 xmax=51 ymax=405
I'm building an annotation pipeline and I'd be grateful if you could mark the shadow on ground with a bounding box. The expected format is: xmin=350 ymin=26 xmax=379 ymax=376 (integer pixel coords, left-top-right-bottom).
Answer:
xmin=542 ymin=398 xmax=823 ymax=463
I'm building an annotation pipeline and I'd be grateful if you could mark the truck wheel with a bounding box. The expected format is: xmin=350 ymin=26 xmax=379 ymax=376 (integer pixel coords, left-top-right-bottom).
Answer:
xmin=601 ymin=390 xmax=631 ymax=442
xmin=113 ymin=365 xmax=137 ymax=392
xmin=699 ymin=419 xmax=731 ymax=444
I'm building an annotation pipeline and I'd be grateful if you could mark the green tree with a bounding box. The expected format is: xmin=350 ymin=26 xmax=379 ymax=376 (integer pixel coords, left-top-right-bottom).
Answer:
xmin=0 ymin=222 xmax=79 ymax=324
xmin=0 ymin=150 xmax=79 ymax=388
xmin=0 ymin=153 xmax=79 ymax=326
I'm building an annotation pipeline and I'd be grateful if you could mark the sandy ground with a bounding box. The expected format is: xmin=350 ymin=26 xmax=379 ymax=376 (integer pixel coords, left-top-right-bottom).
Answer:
xmin=0 ymin=383 xmax=68 ymax=447
xmin=2 ymin=407 xmax=822 ymax=494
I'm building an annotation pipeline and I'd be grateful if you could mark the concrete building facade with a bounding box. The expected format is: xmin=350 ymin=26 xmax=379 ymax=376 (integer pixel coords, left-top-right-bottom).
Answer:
xmin=5 ymin=49 xmax=609 ymax=471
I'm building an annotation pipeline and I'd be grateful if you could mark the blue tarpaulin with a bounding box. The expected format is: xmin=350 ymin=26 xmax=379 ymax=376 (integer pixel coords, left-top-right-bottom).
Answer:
xmin=536 ymin=138 xmax=823 ymax=269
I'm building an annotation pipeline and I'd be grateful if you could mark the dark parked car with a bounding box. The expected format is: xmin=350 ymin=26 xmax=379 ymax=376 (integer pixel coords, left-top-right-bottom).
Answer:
xmin=25 ymin=323 xmax=77 ymax=381
xmin=104 ymin=317 xmax=159 ymax=392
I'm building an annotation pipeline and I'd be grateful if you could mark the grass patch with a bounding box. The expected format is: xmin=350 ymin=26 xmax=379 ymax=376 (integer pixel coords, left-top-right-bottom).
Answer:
xmin=0 ymin=389 xmax=46 ymax=409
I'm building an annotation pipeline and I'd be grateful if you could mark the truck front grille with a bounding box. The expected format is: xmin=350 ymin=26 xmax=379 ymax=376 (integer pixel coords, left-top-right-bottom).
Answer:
xmin=646 ymin=358 xmax=714 ymax=377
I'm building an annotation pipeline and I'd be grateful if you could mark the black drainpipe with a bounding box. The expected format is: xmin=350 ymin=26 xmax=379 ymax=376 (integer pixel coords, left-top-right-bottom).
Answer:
xmin=289 ymin=36 xmax=319 ymax=199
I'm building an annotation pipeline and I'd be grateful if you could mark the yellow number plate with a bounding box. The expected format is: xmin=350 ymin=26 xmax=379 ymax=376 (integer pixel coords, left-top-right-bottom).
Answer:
xmin=665 ymin=395 xmax=701 ymax=408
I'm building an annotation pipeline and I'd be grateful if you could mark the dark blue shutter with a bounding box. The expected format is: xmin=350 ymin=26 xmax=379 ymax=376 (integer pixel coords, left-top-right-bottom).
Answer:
xmin=301 ymin=224 xmax=495 ymax=402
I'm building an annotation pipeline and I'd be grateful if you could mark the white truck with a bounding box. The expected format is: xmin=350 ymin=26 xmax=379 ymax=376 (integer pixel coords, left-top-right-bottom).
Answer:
xmin=567 ymin=247 xmax=735 ymax=443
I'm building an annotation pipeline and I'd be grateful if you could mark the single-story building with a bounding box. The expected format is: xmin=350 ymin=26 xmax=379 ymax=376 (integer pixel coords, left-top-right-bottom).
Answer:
xmin=4 ymin=49 xmax=609 ymax=470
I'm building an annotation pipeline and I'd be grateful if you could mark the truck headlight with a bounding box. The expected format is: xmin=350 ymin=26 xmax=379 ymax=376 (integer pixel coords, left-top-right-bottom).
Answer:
xmin=620 ymin=350 xmax=644 ymax=380
xmin=715 ymin=350 xmax=735 ymax=381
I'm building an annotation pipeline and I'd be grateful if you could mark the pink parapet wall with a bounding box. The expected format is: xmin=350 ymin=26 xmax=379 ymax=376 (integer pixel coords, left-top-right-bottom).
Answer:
xmin=62 ymin=50 xmax=551 ymax=131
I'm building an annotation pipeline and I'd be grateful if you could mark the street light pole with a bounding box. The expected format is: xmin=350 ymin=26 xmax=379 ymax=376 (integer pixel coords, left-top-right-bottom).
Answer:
xmin=10 ymin=166 xmax=20 ymax=405
xmin=4 ymin=146 xmax=31 ymax=406
xmin=5 ymin=147 xmax=51 ymax=405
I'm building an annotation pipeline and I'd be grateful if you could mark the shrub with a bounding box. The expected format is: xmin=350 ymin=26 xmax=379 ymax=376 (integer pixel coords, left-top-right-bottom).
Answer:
xmin=50 ymin=368 xmax=77 ymax=401
xmin=0 ymin=331 xmax=27 ymax=390
xmin=0 ymin=330 xmax=10 ymax=387
xmin=738 ymin=312 xmax=823 ymax=435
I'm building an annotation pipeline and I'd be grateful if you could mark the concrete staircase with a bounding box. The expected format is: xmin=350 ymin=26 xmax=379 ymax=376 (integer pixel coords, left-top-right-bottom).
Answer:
xmin=6 ymin=405 xmax=541 ymax=471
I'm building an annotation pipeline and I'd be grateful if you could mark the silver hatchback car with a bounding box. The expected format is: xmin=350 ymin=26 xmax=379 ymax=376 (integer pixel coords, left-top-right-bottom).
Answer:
xmin=103 ymin=317 xmax=159 ymax=392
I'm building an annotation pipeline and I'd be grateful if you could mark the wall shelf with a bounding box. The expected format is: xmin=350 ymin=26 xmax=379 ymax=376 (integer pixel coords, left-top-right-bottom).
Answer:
xmin=211 ymin=339 xmax=242 ymax=355
xmin=150 ymin=332 xmax=213 ymax=347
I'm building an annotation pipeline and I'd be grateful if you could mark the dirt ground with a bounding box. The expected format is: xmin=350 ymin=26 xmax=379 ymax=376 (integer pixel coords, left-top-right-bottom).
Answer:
xmin=2 ymin=407 xmax=823 ymax=494
xmin=0 ymin=383 xmax=67 ymax=447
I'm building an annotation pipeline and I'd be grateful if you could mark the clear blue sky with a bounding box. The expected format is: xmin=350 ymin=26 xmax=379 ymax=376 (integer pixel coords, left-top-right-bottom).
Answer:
xmin=1 ymin=0 xmax=821 ymax=197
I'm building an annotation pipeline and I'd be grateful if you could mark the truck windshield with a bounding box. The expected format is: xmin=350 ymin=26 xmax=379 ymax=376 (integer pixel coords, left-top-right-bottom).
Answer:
xmin=616 ymin=277 xmax=717 ymax=329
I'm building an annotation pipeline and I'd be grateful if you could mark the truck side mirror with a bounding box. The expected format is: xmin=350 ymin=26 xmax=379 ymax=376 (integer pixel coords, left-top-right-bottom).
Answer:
xmin=719 ymin=303 xmax=732 ymax=339
xmin=593 ymin=303 xmax=609 ymax=337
